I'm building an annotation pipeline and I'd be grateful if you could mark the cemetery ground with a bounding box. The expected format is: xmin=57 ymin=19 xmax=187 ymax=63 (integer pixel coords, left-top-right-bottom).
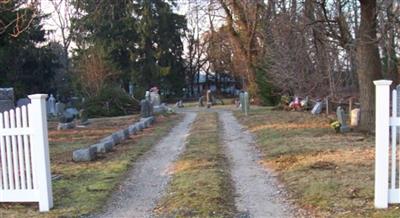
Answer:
xmin=0 ymin=113 xmax=181 ymax=218
xmin=234 ymin=107 xmax=400 ymax=217
xmin=154 ymin=112 xmax=236 ymax=217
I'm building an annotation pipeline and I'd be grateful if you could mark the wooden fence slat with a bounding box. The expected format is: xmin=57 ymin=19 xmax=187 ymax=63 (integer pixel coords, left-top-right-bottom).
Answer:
xmin=4 ymin=111 xmax=14 ymax=190
xmin=0 ymin=113 xmax=5 ymax=190
xmin=22 ymin=105 xmax=32 ymax=190
xmin=10 ymin=109 xmax=21 ymax=189
xmin=16 ymin=107 xmax=26 ymax=190
xmin=392 ymin=90 xmax=397 ymax=190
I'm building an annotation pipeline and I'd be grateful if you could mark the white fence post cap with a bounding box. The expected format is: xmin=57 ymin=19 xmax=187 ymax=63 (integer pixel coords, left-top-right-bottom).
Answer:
xmin=28 ymin=94 xmax=48 ymax=99
xmin=374 ymin=80 xmax=393 ymax=86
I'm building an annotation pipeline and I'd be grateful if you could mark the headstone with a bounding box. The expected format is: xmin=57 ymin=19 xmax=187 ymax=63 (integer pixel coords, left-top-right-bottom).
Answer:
xmin=336 ymin=106 xmax=350 ymax=133
xmin=175 ymin=100 xmax=184 ymax=108
xmin=65 ymin=108 xmax=79 ymax=117
xmin=48 ymin=94 xmax=56 ymax=116
xmin=16 ymin=98 xmax=30 ymax=107
xmin=243 ymin=91 xmax=249 ymax=116
xmin=350 ymin=108 xmax=360 ymax=126
xmin=150 ymin=87 xmax=161 ymax=107
xmin=239 ymin=92 xmax=244 ymax=112
xmin=72 ymin=147 xmax=97 ymax=162
xmin=129 ymin=83 xmax=134 ymax=97
xmin=70 ymin=97 xmax=80 ymax=108
xmin=206 ymin=90 xmax=212 ymax=108
xmin=79 ymin=109 xmax=89 ymax=125
xmin=55 ymin=102 xmax=65 ymax=116
xmin=145 ymin=91 xmax=151 ymax=101
xmin=57 ymin=122 xmax=75 ymax=130
xmin=0 ymin=88 xmax=15 ymax=113
xmin=59 ymin=111 xmax=75 ymax=123
xmin=198 ymin=96 xmax=204 ymax=107
xmin=311 ymin=102 xmax=323 ymax=115
xmin=140 ymin=99 xmax=152 ymax=118
xmin=239 ymin=91 xmax=249 ymax=115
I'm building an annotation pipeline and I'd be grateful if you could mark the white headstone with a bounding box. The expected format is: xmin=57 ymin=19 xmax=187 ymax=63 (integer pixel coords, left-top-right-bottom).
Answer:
xmin=311 ymin=102 xmax=323 ymax=115
xmin=350 ymin=108 xmax=360 ymax=126
xmin=150 ymin=92 xmax=161 ymax=106
xmin=48 ymin=94 xmax=56 ymax=116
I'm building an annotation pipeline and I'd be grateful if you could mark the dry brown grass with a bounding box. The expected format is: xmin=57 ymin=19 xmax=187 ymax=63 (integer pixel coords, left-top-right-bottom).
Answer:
xmin=235 ymin=108 xmax=400 ymax=217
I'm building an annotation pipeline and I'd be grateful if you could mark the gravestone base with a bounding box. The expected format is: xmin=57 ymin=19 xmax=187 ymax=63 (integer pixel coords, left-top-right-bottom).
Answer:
xmin=340 ymin=126 xmax=350 ymax=133
xmin=57 ymin=122 xmax=75 ymax=130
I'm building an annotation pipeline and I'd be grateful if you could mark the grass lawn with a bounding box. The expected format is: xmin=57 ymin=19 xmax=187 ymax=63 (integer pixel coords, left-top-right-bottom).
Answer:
xmin=155 ymin=112 xmax=236 ymax=217
xmin=0 ymin=113 xmax=181 ymax=218
xmin=234 ymin=107 xmax=400 ymax=217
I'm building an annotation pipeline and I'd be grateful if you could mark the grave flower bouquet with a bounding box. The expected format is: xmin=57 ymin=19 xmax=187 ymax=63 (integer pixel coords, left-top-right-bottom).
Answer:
xmin=330 ymin=120 xmax=341 ymax=133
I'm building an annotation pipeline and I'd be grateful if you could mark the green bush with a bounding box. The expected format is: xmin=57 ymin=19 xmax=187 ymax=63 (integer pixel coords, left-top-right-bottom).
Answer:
xmin=83 ymin=85 xmax=139 ymax=118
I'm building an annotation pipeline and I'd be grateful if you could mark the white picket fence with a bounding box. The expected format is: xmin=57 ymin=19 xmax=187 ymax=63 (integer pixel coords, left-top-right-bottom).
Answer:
xmin=0 ymin=94 xmax=53 ymax=212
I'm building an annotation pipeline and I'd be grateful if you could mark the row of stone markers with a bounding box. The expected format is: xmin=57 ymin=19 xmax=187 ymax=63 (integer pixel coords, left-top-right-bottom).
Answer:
xmin=72 ymin=116 xmax=155 ymax=162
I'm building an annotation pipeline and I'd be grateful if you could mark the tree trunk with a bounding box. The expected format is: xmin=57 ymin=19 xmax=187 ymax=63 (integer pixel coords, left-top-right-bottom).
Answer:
xmin=357 ymin=0 xmax=382 ymax=132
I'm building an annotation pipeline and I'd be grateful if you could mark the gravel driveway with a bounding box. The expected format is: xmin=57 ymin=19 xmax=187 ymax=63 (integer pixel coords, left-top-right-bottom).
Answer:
xmin=219 ymin=111 xmax=294 ymax=218
xmin=93 ymin=112 xmax=197 ymax=218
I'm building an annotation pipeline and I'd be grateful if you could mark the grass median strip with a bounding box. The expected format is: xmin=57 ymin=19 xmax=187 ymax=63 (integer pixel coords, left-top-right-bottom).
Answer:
xmin=0 ymin=113 xmax=182 ymax=218
xmin=155 ymin=112 xmax=236 ymax=217
xmin=234 ymin=107 xmax=400 ymax=217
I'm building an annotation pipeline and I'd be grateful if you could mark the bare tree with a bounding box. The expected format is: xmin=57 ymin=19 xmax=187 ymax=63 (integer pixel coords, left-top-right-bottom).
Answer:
xmin=48 ymin=0 xmax=74 ymax=65
xmin=0 ymin=0 xmax=40 ymax=37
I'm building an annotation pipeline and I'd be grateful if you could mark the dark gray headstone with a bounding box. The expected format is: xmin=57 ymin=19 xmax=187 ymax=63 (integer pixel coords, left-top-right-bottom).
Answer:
xmin=140 ymin=99 xmax=152 ymax=118
xmin=59 ymin=111 xmax=75 ymax=123
xmin=336 ymin=106 xmax=350 ymax=133
xmin=17 ymin=98 xmax=30 ymax=107
xmin=198 ymin=96 xmax=204 ymax=107
xmin=55 ymin=102 xmax=65 ymax=115
xmin=65 ymin=108 xmax=79 ymax=117
xmin=0 ymin=88 xmax=15 ymax=113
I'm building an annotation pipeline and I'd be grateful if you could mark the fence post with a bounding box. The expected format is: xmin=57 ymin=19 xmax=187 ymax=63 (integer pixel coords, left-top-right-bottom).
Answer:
xmin=374 ymin=80 xmax=392 ymax=208
xmin=28 ymin=94 xmax=53 ymax=212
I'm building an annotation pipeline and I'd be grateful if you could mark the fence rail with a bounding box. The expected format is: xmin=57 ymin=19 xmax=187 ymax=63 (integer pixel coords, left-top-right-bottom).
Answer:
xmin=0 ymin=94 xmax=53 ymax=212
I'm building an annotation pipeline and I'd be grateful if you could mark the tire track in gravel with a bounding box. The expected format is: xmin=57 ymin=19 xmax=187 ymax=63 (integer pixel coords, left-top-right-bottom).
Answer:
xmin=219 ymin=111 xmax=294 ymax=218
xmin=94 ymin=112 xmax=197 ymax=218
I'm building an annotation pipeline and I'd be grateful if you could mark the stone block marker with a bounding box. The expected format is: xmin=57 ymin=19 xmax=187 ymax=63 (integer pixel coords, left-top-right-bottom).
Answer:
xmin=57 ymin=122 xmax=75 ymax=130
xmin=100 ymin=136 xmax=116 ymax=146
xmin=72 ymin=116 xmax=155 ymax=162
xmin=128 ymin=125 xmax=138 ymax=135
xmin=90 ymin=141 xmax=113 ymax=153
xmin=73 ymin=147 xmax=97 ymax=162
